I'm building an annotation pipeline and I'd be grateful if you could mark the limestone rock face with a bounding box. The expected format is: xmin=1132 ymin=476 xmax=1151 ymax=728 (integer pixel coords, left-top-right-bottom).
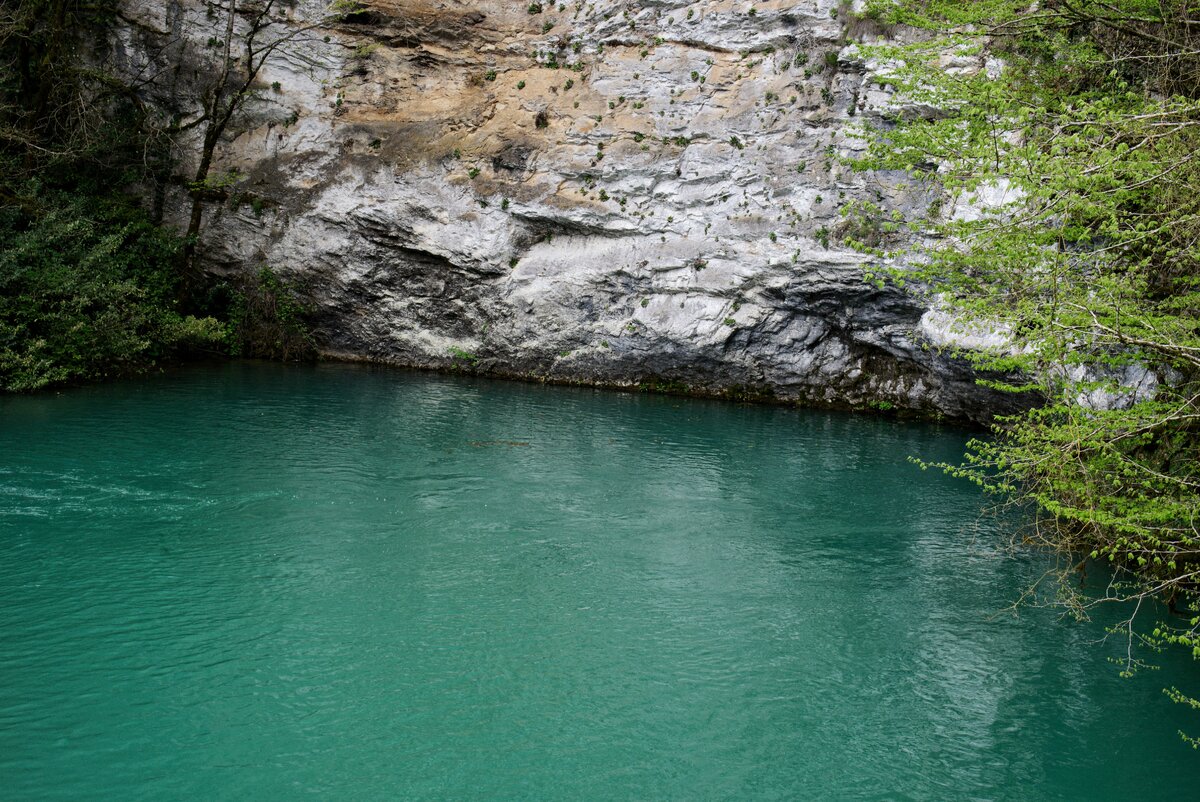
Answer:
xmin=114 ymin=0 xmax=1027 ymax=420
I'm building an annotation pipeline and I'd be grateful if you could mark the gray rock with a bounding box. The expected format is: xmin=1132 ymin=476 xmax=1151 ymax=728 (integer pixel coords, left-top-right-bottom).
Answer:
xmin=112 ymin=0 xmax=1033 ymax=422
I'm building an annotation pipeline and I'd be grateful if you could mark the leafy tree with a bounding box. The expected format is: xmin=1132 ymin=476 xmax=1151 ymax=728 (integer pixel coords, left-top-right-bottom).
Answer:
xmin=0 ymin=0 xmax=224 ymax=391
xmin=0 ymin=0 xmax=335 ymax=391
xmin=851 ymin=0 xmax=1200 ymax=731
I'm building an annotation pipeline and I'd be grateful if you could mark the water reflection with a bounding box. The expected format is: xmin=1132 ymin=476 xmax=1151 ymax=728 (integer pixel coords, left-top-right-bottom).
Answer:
xmin=1 ymin=362 xmax=1196 ymax=800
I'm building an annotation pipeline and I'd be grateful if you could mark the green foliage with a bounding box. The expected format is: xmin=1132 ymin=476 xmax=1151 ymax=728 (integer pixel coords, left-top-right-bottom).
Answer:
xmin=853 ymin=0 xmax=1200 ymax=716
xmin=0 ymin=192 xmax=223 ymax=391
xmin=0 ymin=1 xmax=235 ymax=392
xmin=222 ymin=267 xmax=316 ymax=362
xmin=448 ymin=346 xmax=478 ymax=365
xmin=0 ymin=0 xmax=321 ymax=393
xmin=835 ymin=199 xmax=903 ymax=252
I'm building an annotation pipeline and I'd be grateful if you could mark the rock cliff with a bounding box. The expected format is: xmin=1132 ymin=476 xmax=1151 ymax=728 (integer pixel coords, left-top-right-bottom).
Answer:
xmin=113 ymin=0 xmax=1029 ymax=420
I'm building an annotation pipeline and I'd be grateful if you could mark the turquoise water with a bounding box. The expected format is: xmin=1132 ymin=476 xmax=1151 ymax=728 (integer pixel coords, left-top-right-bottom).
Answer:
xmin=1 ymin=363 xmax=1196 ymax=800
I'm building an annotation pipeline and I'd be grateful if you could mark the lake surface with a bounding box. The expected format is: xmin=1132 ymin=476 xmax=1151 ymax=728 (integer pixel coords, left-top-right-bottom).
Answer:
xmin=1 ymin=363 xmax=1197 ymax=800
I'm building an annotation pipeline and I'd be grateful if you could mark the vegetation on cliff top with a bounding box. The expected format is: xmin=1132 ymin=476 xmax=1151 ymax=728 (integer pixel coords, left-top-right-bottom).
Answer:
xmin=853 ymin=0 xmax=1200 ymax=730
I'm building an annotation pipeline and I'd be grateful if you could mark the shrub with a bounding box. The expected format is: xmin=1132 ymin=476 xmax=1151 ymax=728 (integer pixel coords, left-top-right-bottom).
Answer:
xmin=0 ymin=193 xmax=224 ymax=392
xmin=223 ymin=267 xmax=315 ymax=362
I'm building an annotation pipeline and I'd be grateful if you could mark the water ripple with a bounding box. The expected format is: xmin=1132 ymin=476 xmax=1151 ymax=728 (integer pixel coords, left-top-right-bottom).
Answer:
xmin=0 ymin=363 xmax=1195 ymax=801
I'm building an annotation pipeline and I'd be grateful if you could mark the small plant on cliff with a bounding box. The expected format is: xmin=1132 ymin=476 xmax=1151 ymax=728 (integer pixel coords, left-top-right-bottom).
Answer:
xmin=448 ymin=346 xmax=478 ymax=365
xmin=527 ymin=2 xmax=542 ymax=13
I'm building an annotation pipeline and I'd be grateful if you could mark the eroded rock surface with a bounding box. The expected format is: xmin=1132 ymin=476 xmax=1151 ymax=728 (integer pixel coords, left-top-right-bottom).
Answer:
xmin=114 ymin=0 xmax=1028 ymax=420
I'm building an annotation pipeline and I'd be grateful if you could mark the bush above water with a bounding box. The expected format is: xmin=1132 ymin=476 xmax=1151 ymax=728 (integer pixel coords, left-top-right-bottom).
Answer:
xmin=0 ymin=191 xmax=225 ymax=392
xmin=0 ymin=191 xmax=318 ymax=392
